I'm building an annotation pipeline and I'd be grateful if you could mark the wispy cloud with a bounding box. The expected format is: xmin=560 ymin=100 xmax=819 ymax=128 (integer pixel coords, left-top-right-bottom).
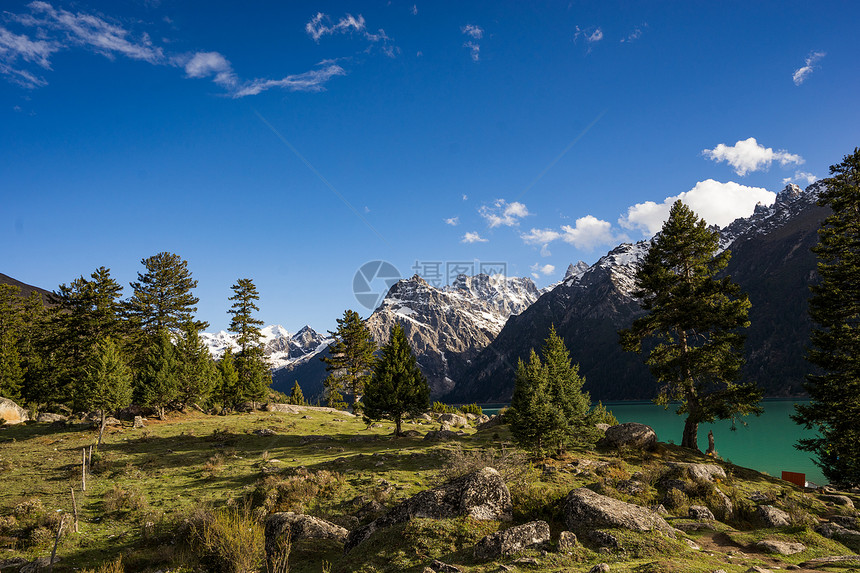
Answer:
xmin=793 ymin=51 xmax=825 ymax=86
xmin=183 ymin=51 xmax=237 ymax=88
xmin=530 ymin=263 xmax=556 ymax=278
xmin=233 ymin=64 xmax=346 ymax=97
xmin=782 ymin=171 xmax=818 ymax=186
xmin=619 ymin=179 xmax=776 ymax=237
xmin=703 ymin=137 xmax=804 ymax=176
xmin=461 ymin=24 xmax=483 ymax=62
xmin=461 ymin=25 xmax=483 ymax=39
xmin=411 ymin=5 xmax=418 ymax=16
xmin=479 ymin=199 xmax=530 ymax=228
xmin=575 ymin=25 xmax=603 ymax=51
xmin=522 ymin=215 xmax=621 ymax=252
xmin=463 ymin=41 xmax=480 ymax=62
xmin=306 ymin=13 xmax=366 ymax=42
xmin=445 ymin=216 xmax=460 ymax=226
xmin=461 ymin=231 xmax=488 ymax=243
xmin=620 ymin=23 xmax=647 ymax=43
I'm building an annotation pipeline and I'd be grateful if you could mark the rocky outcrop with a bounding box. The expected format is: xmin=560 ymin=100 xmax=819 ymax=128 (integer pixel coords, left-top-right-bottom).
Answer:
xmin=756 ymin=505 xmax=790 ymax=528
xmin=473 ymin=521 xmax=550 ymax=560
xmin=345 ymin=467 xmax=512 ymax=552
xmin=564 ymin=488 xmax=674 ymax=537
xmin=265 ymin=512 xmax=347 ymax=564
xmin=682 ymin=463 xmax=727 ymax=482
xmin=36 ymin=412 xmax=67 ymax=423
xmin=438 ymin=413 xmax=469 ymax=428
xmin=688 ymin=506 xmax=715 ymax=521
xmin=0 ymin=398 xmax=29 ymax=425
xmin=756 ymin=539 xmax=806 ymax=555
xmin=265 ymin=403 xmax=355 ymax=417
xmin=597 ymin=423 xmax=657 ymax=451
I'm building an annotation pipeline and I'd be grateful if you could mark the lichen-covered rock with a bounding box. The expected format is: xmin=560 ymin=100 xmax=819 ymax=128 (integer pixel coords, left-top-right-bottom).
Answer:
xmin=437 ymin=413 xmax=465 ymax=428
xmin=345 ymin=467 xmax=512 ymax=552
xmin=756 ymin=505 xmax=790 ymax=527
xmin=597 ymin=423 xmax=657 ymax=451
xmin=564 ymin=487 xmax=674 ymax=537
xmin=588 ymin=562 xmax=611 ymax=572
xmin=265 ymin=512 xmax=347 ymax=565
xmin=557 ymin=530 xmax=578 ymax=552
xmin=423 ymin=429 xmax=459 ymax=441
xmin=473 ymin=521 xmax=550 ymax=560
xmin=683 ymin=463 xmax=727 ymax=482
xmin=816 ymin=522 xmax=860 ymax=551
xmin=36 ymin=412 xmax=67 ymax=423
xmin=133 ymin=415 xmax=146 ymax=429
xmin=0 ymin=397 xmax=29 ymax=425
xmin=689 ymin=505 xmax=716 ymax=520
xmin=756 ymin=539 xmax=806 ymax=555
xmin=820 ymin=494 xmax=855 ymax=509
xmin=477 ymin=415 xmax=502 ymax=431
xmin=588 ymin=529 xmax=621 ymax=550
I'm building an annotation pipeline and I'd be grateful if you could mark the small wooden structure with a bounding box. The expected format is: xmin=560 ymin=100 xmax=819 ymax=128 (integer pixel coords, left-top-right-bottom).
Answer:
xmin=782 ymin=471 xmax=806 ymax=488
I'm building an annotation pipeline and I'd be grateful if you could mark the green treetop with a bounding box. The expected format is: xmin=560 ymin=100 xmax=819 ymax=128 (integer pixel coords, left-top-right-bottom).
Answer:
xmin=127 ymin=252 xmax=206 ymax=335
xmin=84 ymin=337 xmax=133 ymax=446
xmin=620 ymin=200 xmax=762 ymax=451
xmin=228 ymin=278 xmax=270 ymax=408
xmin=321 ymin=309 xmax=377 ymax=410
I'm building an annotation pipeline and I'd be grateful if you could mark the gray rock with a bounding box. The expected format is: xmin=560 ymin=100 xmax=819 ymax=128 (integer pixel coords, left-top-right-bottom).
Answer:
xmin=689 ymin=505 xmax=715 ymax=520
xmin=564 ymin=487 xmax=674 ymax=537
xmin=19 ymin=556 xmax=60 ymax=573
xmin=820 ymin=494 xmax=855 ymax=508
xmin=683 ymin=463 xmax=727 ymax=482
xmin=815 ymin=522 xmax=860 ymax=551
xmin=477 ymin=415 xmax=503 ymax=431
xmin=427 ymin=559 xmax=462 ymax=572
xmin=597 ymin=423 xmax=657 ymax=450
xmin=473 ymin=521 xmax=550 ymax=560
xmin=588 ymin=530 xmax=621 ymax=550
xmin=346 ymin=467 xmax=512 ymax=552
xmin=265 ymin=512 xmax=347 ymax=565
xmin=756 ymin=505 xmax=790 ymax=527
xmin=0 ymin=397 xmax=29 ymax=425
xmin=674 ymin=522 xmax=716 ymax=532
xmin=477 ymin=414 xmax=490 ymax=424
xmin=36 ymin=412 xmax=67 ymax=423
xmin=133 ymin=415 xmax=145 ymax=429
xmin=557 ymin=530 xmax=578 ymax=552
xmin=418 ymin=413 xmax=433 ymax=422
xmin=830 ymin=515 xmax=860 ymax=530
xmin=745 ymin=567 xmax=772 ymax=573
xmin=254 ymin=428 xmax=276 ymax=436
xmin=423 ymin=429 xmax=459 ymax=441
xmin=756 ymin=539 xmax=806 ymax=555
xmin=587 ymin=563 xmax=610 ymax=573
xmin=595 ymin=423 xmax=612 ymax=432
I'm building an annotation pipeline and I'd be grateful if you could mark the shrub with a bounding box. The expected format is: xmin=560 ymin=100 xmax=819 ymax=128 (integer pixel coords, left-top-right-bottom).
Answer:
xmin=82 ymin=556 xmax=125 ymax=573
xmin=662 ymin=488 xmax=689 ymax=515
xmin=456 ymin=403 xmax=483 ymax=416
xmin=187 ymin=505 xmax=265 ymax=573
xmin=431 ymin=402 xmax=455 ymax=414
xmin=103 ymin=484 xmax=148 ymax=516
xmin=253 ymin=469 xmax=346 ymax=514
xmin=590 ymin=401 xmax=619 ymax=425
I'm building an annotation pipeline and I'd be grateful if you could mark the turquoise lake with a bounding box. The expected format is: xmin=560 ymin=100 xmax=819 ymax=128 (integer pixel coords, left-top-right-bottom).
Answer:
xmin=480 ymin=400 xmax=825 ymax=485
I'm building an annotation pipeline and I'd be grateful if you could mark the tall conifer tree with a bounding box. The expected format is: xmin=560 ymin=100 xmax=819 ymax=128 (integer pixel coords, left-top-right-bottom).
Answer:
xmin=0 ymin=284 xmax=24 ymax=400
xmin=84 ymin=337 xmax=133 ymax=446
xmin=321 ymin=309 xmax=377 ymax=410
xmin=228 ymin=279 xmax=270 ymax=408
xmin=793 ymin=148 xmax=860 ymax=484
xmin=620 ymin=200 xmax=762 ymax=450
xmin=127 ymin=252 xmax=206 ymax=335
xmin=137 ymin=329 xmax=179 ymax=419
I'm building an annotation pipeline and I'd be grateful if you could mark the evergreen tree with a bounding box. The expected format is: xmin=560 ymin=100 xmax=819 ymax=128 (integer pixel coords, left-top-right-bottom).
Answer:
xmin=126 ymin=252 xmax=206 ymax=335
xmin=620 ymin=200 xmax=762 ymax=450
xmin=175 ymin=320 xmax=217 ymax=410
xmin=0 ymin=284 xmax=24 ymax=400
xmin=321 ymin=309 xmax=377 ymax=410
xmin=18 ymin=292 xmax=51 ymax=406
xmin=793 ymin=148 xmax=860 ymax=485
xmin=137 ymin=329 xmax=179 ymax=419
xmin=508 ymin=327 xmax=598 ymax=453
xmin=288 ymin=381 xmax=306 ymax=406
xmin=216 ymin=347 xmax=240 ymax=411
xmin=362 ymin=323 xmax=429 ymax=436
xmin=228 ymin=279 xmax=270 ymax=408
xmin=84 ymin=337 xmax=133 ymax=446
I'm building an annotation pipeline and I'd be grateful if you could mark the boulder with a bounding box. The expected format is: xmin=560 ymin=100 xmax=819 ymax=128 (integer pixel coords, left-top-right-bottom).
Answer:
xmin=425 ymin=560 xmax=461 ymax=573
xmin=266 ymin=403 xmax=302 ymax=414
xmin=254 ymin=428 xmax=276 ymax=436
xmin=439 ymin=413 xmax=469 ymax=428
xmin=595 ymin=423 xmax=612 ymax=432
xmin=597 ymin=423 xmax=657 ymax=451
xmin=683 ymin=463 xmax=727 ymax=482
xmin=345 ymin=467 xmax=512 ymax=552
xmin=588 ymin=529 xmax=621 ymax=550
xmin=477 ymin=415 xmax=502 ymax=431
xmin=19 ymin=556 xmax=60 ymax=573
xmin=820 ymin=494 xmax=855 ymax=509
xmin=588 ymin=563 xmax=611 ymax=573
xmin=265 ymin=512 xmax=347 ymax=565
xmin=423 ymin=429 xmax=459 ymax=441
xmin=689 ymin=505 xmax=715 ymax=521
xmin=557 ymin=530 xmax=578 ymax=552
xmin=756 ymin=505 xmax=790 ymax=528
xmin=133 ymin=415 xmax=146 ymax=429
xmin=816 ymin=522 xmax=860 ymax=551
xmin=756 ymin=539 xmax=806 ymax=555
xmin=564 ymin=488 xmax=674 ymax=537
xmin=473 ymin=521 xmax=550 ymax=560
xmin=0 ymin=397 xmax=29 ymax=425
xmin=477 ymin=414 xmax=490 ymax=424
xmin=36 ymin=412 xmax=67 ymax=423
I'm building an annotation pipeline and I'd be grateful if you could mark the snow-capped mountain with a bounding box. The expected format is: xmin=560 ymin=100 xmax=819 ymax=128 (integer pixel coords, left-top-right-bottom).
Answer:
xmin=364 ymin=273 xmax=541 ymax=396
xmin=200 ymin=325 xmax=330 ymax=370
xmin=449 ymin=181 xmax=829 ymax=403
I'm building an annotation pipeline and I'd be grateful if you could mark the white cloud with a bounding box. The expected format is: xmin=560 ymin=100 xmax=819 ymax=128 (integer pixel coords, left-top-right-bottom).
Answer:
xmin=445 ymin=216 xmax=459 ymax=226
xmin=233 ymin=64 xmax=346 ymax=97
xmin=480 ymin=200 xmax=530 ymax=228
xmin=588 ymin=28 xmax=603 ymax=43
xmin=521 ymin=228 xmax=562 ymax=245
xmin=782 ymin=171 xmax=818 ymax=185
xmin=464 ymin=41 xmax=480 ymax=62
xmin=620 ymin=25 xmax=645 ymax=43
xmin=703 ymin=137 xmax=804 ymax=176
xmin=461 ymin=231 xmax=488 ymax=243
xmin=461 ymin=25 xmax=483 ymax=39
xmin=575 ymin=25 xmax=603 ymax=48
xmin=619 ymin=179 xmax=776 ymax=236
xmin=411 ymin=5 xmax=418 ymax=16
xmin=560 ymin=215 xmax=618 ymax=250
xmin=530 ymin=263 xmax=556 ymax=276
xmin=184 ymin=51 xmax=236 ymax=88
xmin=306 ymin=13 xmax=366 ymax=41
xmin=793 ymin=51 xmax=825 ymax=86
xmin=462 ymin=194 xmax=468 ymax=201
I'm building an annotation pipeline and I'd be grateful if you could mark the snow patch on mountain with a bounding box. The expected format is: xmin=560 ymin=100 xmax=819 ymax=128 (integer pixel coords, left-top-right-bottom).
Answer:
xmin=200 ymin=325 xmax=330 ymax=370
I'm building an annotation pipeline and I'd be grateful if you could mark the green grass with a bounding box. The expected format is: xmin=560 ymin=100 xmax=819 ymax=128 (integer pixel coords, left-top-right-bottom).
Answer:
xmin=0 ymin=410 xmax=857 ymax=572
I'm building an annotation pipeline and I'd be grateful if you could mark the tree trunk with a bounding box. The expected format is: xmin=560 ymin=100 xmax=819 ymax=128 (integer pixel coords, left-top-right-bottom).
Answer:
xmin=681 ymin=415 xmax=699 ymax=450
xmin=98 ymin=409 xmax=106 ymax=448
xmin=395 ymin=415 xmax=402 ymax=437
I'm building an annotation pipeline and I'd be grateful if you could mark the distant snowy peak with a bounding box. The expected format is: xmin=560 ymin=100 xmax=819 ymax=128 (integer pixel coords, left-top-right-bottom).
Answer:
xmin=200 ymin=325 xmax=330 ymax=370
xmin=565 ymin=261 xmax=590 ymax=280
xmin=561 ymin=242 xmax=648 ymax=298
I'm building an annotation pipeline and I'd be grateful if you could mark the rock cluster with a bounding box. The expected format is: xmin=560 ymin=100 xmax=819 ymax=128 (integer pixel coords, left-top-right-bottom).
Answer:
xmin=473 ymin=520 xmax=550 ymax=559
xmin=597 ymin=423 xmax=657 ymax=451
xmin=564 ymin=487 xmax=674 ymax=537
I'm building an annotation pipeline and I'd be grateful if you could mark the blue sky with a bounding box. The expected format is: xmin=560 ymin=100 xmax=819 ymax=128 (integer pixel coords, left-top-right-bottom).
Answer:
xmin=2 ymin=1 xmax=858 ymax=333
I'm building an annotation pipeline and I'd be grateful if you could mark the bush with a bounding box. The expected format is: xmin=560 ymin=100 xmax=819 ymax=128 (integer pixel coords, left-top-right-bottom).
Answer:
xmin=103 ymin=484 xmax=148 ymax=516
xmin=431 ymin=402 xmax=455 ymax=414
xmin=82 ymin=556 xmax=125 ymax=573
xmin=435 ymin=445 xmax=531 ymax=487
xmin=456 ymin=403 xmax=483 ymax=416
xmin=187 ymin=505 xmax=265 ymax=573
xmin=590 ymin=401 xmax=618 ymax=425
xmin=253 ymin=468 xmax=346 ymax=514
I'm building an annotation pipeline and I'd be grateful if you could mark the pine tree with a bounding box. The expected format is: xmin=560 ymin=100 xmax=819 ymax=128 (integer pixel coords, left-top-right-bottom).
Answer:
xmin=793 ymin=148 xmax=860 ymax=485
xmin=228 ymin=279 xmax=270 ymax=409
xmin=216 ymin=347 xmax=240 ymax=411
xmin=508 ymin=327 xmax=598 ymax=453
xmin=321 ymin=309 xmax=377 ymax=410
xmin=137 ymin=329 xmax=179 ymax=419
xmin=362 ymin=323 xmax=429 ymax=436
xmin=288 ymin=381 xmax=306 ymax=406
xmin=0 ymin=284 xmax=24 ymax=400
xmin=84 ymin=337 xmax=133 ymax=446
xmin=18 ymin=292 xmax=51 ymax=406
xmin=126 ymin=252 xmax=206 ymax=335
xmin=620 ymin=200 xmax=762 ymax=450
xmin=175 ymin=320 xmax=217 ymax=410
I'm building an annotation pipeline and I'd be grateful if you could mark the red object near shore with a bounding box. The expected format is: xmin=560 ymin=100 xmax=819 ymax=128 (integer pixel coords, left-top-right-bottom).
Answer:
xmin=782 ymin=471 xmax=806 ymax=487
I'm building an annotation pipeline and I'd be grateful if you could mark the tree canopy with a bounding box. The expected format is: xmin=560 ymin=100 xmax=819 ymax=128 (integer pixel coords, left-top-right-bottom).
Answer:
xmin=321 ymin=309 xmax=377 ymax=410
